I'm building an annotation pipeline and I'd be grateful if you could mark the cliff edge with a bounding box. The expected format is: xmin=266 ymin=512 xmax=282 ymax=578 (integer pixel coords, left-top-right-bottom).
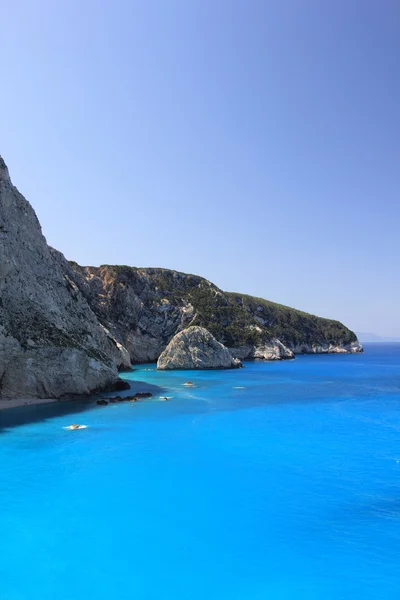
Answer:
xmin=68 ymin=264 xmax=362 ymax=364
xmin=0 ymin=156 xmax=362 ymax=398
xmin=0 ymin=157 xmax=129 ymax=398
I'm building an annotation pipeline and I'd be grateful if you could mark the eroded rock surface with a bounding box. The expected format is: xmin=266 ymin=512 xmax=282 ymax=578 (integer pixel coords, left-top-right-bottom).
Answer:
xmin=69 ymin=265 xmax=361 ymax=365
xmin=0 ymin=157 xmax=127 ymax=398
xmin=157 ymin=326 xmax=242 ymax=370
xmin=0 ymin=156 xmax=362 ymax=398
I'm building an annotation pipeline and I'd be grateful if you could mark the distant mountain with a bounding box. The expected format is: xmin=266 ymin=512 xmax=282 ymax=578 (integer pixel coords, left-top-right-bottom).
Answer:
xmin=356 ymin=332 xmax=400 ymax=343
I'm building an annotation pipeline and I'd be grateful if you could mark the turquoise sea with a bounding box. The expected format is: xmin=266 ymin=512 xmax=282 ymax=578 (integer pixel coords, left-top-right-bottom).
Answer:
xmin=1 ymin=343 xmax=400 ymax=599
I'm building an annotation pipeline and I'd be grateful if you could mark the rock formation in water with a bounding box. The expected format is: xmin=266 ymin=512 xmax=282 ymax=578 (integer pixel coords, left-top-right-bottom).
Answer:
xmin=0 ymin=157 xmax=129 ymax=399
xmin=66 ymin=265 xmax=296 ymax=362
xmin=157 ymin=326 xmax=242 ymax=370
xmin=68 ymin=264 xmax=362 ymax=364
xmin=0 ymin=156 xmax=362 ymax=398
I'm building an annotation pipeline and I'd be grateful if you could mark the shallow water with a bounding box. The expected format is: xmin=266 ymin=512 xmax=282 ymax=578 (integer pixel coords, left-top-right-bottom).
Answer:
xmin=1 ymin=344 xmax=399 ymax=599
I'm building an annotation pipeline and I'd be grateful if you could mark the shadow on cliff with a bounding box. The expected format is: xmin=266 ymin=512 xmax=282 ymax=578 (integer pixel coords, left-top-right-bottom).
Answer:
xmin=0 ymin=379 xmax=166 ymax=433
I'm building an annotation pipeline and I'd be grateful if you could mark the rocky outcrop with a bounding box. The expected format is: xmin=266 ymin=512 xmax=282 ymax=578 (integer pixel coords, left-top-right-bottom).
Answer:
xmin=0 ymin=157 xmax=129 ymax=399
xmin=228 ymin=340 xmax=294 ymax=361
xmin=66 ymin=264 xmax=195 ymax=363
xmin=68 ymin=265 xmax=361 ymax=364
xmin=227 ymin=293 xmax=363 ymax=355
xmin=157 ymin=327 xmax=242 ymax=370
xmin=289 ymin=341 xmax=363 ymax=354
xmin=0 ymin=155 xmax=363 ymax=399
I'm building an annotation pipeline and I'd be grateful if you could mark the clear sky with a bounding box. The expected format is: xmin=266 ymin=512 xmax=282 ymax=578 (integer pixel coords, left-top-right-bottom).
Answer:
xmin=1 ymin=0 xmax=399 ymax=336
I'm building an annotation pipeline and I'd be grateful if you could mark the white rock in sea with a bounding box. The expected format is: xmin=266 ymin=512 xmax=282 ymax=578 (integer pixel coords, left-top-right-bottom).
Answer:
xmin=157 ymin=326 xmax=242 ymax=370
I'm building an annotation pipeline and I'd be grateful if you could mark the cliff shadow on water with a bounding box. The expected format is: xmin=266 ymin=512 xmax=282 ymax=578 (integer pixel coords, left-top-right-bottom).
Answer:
xmin=0 ymin=378 xmax=165 ymax=433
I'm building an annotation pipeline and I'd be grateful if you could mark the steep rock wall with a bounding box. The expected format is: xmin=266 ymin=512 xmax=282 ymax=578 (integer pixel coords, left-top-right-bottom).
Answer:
xmin=0 ymin=157 xmax=128 ymax=398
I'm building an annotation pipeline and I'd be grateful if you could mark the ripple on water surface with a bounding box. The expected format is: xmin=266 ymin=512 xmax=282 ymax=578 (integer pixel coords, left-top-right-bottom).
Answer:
xmin=0 ymin=344 xmax=400 ymax=599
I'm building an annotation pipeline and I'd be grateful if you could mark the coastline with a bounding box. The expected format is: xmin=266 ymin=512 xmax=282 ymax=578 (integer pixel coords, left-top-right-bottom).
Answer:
xmin=0 ymin=374 xmax=164 ymax=413
xmin=0 ymin=347 xmax=364 ymax=412
xmin=0 ymin=397 xmax=59 ymax=411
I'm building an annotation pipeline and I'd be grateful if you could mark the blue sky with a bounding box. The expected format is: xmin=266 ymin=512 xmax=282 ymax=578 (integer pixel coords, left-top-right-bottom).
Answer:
xmin=1 ymin=0 xmax=399 ymax=336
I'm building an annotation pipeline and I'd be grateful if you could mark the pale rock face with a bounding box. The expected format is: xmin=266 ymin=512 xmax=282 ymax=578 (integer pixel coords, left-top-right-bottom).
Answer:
xmin=69 ymin=265 xmax=362 ymax=364
xmin=0 ymin=155 xmax=364 ymax=399
xmin=157 ymin=326 xmax=242 ymax=370
xmin=345 ymin=341 xmax=364 ymax=353
xmin=253 ymin=340 xmax=295 ymax=360
xmin=228 ymin=339 xmax=294 ymax=360
xmin=0 ymin=157 xmax=127 ymax=398
xmin=67 ymin=265 xmax=196 ymax=363
xmin=289 ymin=341 xmax=363 ymax=354
xmin=0 ymin=348 xmax=119 ymax=398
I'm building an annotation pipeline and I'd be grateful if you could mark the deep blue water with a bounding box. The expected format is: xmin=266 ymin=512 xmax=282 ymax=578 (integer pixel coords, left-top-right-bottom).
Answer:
xmin=1 ymin=343 xmax=400 ymax=599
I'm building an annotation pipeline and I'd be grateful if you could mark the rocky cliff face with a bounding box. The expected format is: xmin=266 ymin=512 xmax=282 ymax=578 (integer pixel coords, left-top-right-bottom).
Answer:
xmin=227 ymin=293 xmax=363 ymax=354
xmin=68 ymin=265 xmax=297 ymax=362
xmin=228 ymin=340 xmax=295 ymax=361
xmin=68 ymin=264 xmax=361 ymax=364
xmin=67 ymin=265 xmax=196 ymax=363
xmin=0 ymin=156 xmax=362 ymax=398
xmin=0 ymin=157 xmax=129 ymax=398
xmin=157 ymin=326 xmax=242 ymax=370
xmin=289 ymin=341 xmax=362 ymax=354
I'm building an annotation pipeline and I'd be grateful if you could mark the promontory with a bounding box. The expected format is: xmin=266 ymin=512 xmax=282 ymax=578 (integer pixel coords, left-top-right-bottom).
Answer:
xmin=0 ymin=156 xmax=362 ymax=400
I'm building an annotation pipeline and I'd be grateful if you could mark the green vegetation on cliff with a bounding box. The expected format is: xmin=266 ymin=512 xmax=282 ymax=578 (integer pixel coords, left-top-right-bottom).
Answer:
xmin=87 ymin=266 xmax=357 ymax=350
xmin=145 ymin=269 xmax=357 ymax=348
xmin=227 ymin=293 xmax=357 ymax=347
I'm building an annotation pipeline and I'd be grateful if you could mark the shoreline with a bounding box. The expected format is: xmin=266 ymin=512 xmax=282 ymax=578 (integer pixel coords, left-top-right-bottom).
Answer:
xmin=0 ymin=375 xmax=163 ymax=413
xmin=0 ymin=348 xmax=364 ymax=412
xmin=0 ymin=397 xmax=60 ymax=411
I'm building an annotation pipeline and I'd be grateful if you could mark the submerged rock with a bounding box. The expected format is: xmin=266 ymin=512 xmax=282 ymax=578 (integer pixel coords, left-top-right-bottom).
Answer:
xmin=157 ymin=326 xmax=242 ymax=370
